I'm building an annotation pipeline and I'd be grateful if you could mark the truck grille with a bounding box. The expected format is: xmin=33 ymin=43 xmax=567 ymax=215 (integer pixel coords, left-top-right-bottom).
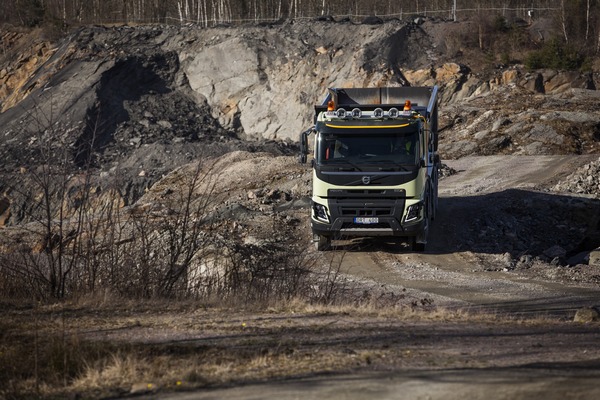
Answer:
xmin=326 ymin=188 xmax=406 ymax=228
xmin=328 ymin=188 xmax=405 ymax=199
xmin=340 ymin=208 xmax=393 ymax=217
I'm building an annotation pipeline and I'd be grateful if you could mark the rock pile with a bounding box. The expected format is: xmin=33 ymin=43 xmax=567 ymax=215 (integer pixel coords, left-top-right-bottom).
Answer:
xmin=438 ymin=163 xmax=457 ymax=179
xmin=553 ymin=157 xmax=600 ymax=196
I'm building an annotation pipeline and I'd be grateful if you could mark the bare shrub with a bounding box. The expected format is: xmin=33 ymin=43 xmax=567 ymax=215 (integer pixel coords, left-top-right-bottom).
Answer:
xmin=153 ymin=161 xmax=220 ymax=297
xmin=218 ymin=235 xmax=316 ymax=304
xmin=0 ymin=108 xmax=99 ymax=299
xmin=105 ymin=161 xmax=223 ymax=299
xmin=311 ymin=251 xmax=348 ymax=305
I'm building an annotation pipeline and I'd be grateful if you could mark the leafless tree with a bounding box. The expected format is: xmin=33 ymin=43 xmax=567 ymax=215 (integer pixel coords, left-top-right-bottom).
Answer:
xmin=0 ymin=104 xmax=98 ymax=299
xmin=560 ymin=0 xmax=569 ymax=43
xmin=155 ymin=161 xmax=220 ymax=297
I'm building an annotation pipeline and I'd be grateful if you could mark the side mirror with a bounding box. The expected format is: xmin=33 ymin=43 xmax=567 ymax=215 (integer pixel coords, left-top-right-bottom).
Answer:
xmin=299 ymin=127 xmax=314 ymax=165
xmin=420 ymin=158 xmax=426 ymax=168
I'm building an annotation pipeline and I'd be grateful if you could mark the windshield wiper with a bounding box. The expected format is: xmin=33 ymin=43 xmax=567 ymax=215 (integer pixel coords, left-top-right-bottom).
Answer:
xmin=371 ymin=159 xmax=413 ymax=172
xmin=322 ymin=159 xmax=363 ymax=171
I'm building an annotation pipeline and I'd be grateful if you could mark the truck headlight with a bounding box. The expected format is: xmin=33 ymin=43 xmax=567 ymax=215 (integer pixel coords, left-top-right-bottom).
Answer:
xmin=405 ymin=202 xmax=423 ymax=222
xmin=312 ymin=203 xmax=330 ymax=223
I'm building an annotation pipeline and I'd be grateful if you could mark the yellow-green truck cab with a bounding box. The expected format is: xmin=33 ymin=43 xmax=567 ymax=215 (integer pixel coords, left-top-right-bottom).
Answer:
xmin=299 ymin=86 xmax=440 ymax=251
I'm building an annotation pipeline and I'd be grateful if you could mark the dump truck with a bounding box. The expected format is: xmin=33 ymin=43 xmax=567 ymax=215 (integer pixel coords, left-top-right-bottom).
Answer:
xmin=299 ymin=86 xmax=440 ymax=251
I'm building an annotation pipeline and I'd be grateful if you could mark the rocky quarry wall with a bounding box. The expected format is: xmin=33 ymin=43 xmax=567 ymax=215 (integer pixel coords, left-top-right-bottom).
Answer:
xmin=1 ymin=20 xmax=598 ymax=145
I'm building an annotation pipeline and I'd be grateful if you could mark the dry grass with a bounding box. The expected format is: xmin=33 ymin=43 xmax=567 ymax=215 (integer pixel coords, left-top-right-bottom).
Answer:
xmin=2 ymin=296 xmax=597 ymax=399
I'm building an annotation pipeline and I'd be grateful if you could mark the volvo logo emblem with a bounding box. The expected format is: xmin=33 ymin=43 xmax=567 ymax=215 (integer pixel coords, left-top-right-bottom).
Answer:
xmin=362 ymin=176 xmax=371 ymax=185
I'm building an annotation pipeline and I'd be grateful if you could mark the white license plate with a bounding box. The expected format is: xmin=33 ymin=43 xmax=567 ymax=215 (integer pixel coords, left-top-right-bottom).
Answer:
xmin=354 ymin=217 xmax=379 ymax=224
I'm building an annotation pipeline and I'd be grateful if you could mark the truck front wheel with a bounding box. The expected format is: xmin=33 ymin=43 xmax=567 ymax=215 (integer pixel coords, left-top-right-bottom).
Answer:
xmin=411 ymin=236 xmax=426 ymax=252
xmin=411 ymin=199 xmax=430 ymax=252
xmin=315 ymin=234 xmax=331 ymax=251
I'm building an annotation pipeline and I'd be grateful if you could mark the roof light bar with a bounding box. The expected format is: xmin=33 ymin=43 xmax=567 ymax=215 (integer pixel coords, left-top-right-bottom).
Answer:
xmin=335 ymin=108 xmax=347 ymax=118
xmin=326 ymin=107 xmax=414 ymax=120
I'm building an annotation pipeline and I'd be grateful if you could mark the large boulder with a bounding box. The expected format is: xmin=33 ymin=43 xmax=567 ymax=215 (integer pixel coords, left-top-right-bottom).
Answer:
xmin=543 ymin=70 xmax=596 ymax=93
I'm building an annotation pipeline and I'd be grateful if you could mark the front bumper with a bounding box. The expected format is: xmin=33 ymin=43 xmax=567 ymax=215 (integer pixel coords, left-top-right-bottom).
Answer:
xmin=311 ymin=215 xmax=425 ymax=238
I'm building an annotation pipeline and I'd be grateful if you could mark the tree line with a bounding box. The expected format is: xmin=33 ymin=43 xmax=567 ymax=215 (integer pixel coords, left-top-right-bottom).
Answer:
xmin=3 ymin=1 xmax=600 ymax=53
xmin=0 ymin=0 xmax=591 ymax=26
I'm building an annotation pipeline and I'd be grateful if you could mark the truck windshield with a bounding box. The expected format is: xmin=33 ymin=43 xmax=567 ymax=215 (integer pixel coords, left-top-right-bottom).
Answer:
xmin=317 ymin=132 xmax=419 ymax=165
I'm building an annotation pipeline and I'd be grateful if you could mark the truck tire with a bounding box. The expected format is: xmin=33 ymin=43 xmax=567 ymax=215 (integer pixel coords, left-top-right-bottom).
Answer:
xmin=431 ymin=171 xmax=438 ymax=221
xmin=411 ymin=199 xmax=430 ymax=252
xmin=315 ymin=234 xmax=331 ymax=251
xmin=411 ymin=236 xmax=426 ymax=252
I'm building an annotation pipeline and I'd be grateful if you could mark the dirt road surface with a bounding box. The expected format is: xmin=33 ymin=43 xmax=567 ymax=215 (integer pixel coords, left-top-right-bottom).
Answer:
xmin=159 ymin=368 xmax=600 ymax=400
xmin=156 ymin=155 xmax=600 ymax=400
